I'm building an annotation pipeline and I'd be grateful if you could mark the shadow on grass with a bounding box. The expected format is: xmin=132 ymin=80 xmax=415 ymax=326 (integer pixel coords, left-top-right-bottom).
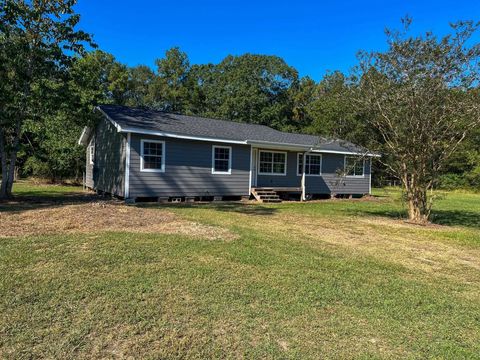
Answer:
xmin=140 ymin=201 xmax=278 ymax=216
xmin=344 ymin=207 xmax=480 ymax=229
xmin=430 ymin=210 xmax=480 ymax=228
xmin=0 ymin=192 xmax=105 ymax=213
xmin=3 ymin=190 xmax=478 ymax=229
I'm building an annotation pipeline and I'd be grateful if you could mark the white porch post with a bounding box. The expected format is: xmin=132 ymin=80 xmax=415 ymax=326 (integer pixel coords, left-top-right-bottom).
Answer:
xmin=301 ymin=152 xmax=307 ymax=201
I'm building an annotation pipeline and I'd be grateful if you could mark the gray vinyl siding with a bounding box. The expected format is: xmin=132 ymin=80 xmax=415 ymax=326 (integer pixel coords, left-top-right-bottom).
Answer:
xmin=304 ymin=154 xmax=371 ymax=194
xmin=91 ymin=118 xmax=126 ymax=197
xmin=257 ymin=150 xmax=370 ymax=195
xmin=128 ymin=135 xmax=251 ymax=198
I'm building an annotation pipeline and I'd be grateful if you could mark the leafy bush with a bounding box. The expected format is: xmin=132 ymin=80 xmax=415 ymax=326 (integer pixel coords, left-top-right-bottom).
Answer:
xmin=466 ymin=165 xmax=480 ymax=189
xmin=437 ymin=173 xmax=468 ymax=190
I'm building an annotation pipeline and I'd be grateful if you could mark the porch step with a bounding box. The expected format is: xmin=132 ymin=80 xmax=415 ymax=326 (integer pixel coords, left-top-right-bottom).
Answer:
xmin=251 ymin=187 xmax=282 ymax=203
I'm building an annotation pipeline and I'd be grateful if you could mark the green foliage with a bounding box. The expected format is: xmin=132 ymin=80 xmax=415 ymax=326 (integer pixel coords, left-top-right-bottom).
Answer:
xmin=438 ymin=173 xmax=468 ymax=190
xmin=2 ymin=11 xmax=478 ymax=195
xmin=0 ymin=0 xmax=94 ymax=196
xmin=151 ymin=47 xmax=191 ymax=112
xmin=19 ymin=50 xmax=128 ymax=181
xmin=126 ymin=65 xmax=156 ymax=107
xmin=22 ymin=112 xmax=85 ymax=181
xmin=69 ymin=50 xmax=129 ymax=118
xmin=186 ymin=54 xmax=298 ymax=127
xmin=355 ymin=18 xmax=480 ymax=221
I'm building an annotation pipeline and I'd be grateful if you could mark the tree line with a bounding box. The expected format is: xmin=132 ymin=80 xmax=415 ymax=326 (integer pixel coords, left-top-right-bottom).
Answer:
xmin=8 ymin=45 xmax=480 ymax=189
xmin=1 ymin=1 xmax=479 ymax=223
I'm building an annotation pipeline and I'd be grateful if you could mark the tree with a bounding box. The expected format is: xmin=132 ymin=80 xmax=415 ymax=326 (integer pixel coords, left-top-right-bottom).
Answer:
xmin=126 ymin=65 xmax=156 ymax=107
xmin=298 ymin=72 xmax=371 ymax=144
xmin=195 ymin=54 xmax=298 ymax=127
xmin=151 ymin=47 xmax=191 ymax=112
xmin=0 ymin=0 xmax=93 ymax=199
xmin=355 ymin=18 xmax=480 ymax=223
xmin=290 ymin=76 xmax=317 ymax=130
xmin=20 ymin=50 xmax=134 ymax=182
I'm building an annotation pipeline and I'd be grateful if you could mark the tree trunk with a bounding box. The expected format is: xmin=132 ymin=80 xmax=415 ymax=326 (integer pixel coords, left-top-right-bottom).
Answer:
xmin=405 ymin=185 xmax=429 ymax=224
xmin=0 ymin=123 xmax=21 ymax=199
xmin=0 ymin=128 xmax=8 ymax=199
xmin=4 ymin=149 xmax=18 ymax=198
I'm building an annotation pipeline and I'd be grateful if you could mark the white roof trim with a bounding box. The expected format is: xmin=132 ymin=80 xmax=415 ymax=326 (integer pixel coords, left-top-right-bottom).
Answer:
xmin=121 ymin=126 xmax=248 ymax=145
xmin=246 ymin=139 xmax=311 ymax=150
xmin=78 ymin=126 xmax=92 ymax=146
xmin=95 ymin=106 xmax=380 ymax=157
xmin=311 ymin=149 xmax=381 ymax=157
xmin=96 ymin=106 xmax=122 ymax=132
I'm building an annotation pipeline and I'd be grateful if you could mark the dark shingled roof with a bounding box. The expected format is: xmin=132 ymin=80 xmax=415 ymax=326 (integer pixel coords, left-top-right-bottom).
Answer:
xmin=98 ymin=105 xmax=369 ymax=154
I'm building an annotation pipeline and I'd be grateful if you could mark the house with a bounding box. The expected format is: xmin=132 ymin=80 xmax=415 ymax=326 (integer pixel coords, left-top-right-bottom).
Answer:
xmin=78 ymin=105 xmax=378 ymax=203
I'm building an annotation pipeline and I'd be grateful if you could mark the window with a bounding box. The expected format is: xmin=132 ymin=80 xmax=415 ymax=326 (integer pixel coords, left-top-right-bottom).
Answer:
xmin=89 ymin=145 xmax=95 ymax=165
xmin=258 ymin=151 xmax=287 ymax=175
xmin=297 ymin=153 xmax=322 ymax=176
xmin=212 ymin=145 xmax=231 ymax=174
xmin=141 ymin=139 xmax=165 ymax=172
xmin=345 ymin=156 xmax=364 ymax=177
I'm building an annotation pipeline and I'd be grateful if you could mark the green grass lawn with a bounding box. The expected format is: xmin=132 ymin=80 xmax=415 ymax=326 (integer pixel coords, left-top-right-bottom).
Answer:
xmin=1 ymin=183 xmax=479 ymax=359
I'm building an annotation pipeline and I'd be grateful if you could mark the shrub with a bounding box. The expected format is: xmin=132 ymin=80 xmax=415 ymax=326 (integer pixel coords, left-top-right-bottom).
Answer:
xmin=437 ymin=173 xmax=468 ymax=190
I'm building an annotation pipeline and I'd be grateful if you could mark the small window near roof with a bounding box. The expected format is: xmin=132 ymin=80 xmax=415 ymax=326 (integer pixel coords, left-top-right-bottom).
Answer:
xmin=212 ymin=146 xmax=231 ymax=174
xmin=141 ymin=139 xmax=165 ymax=172
xmin=297 ymin=153 xmax=322 ymax=176
xmin=345 ymin=156 xmax=364 ymax=176
xmin=89 ymin=145 xmax=94 ymax=165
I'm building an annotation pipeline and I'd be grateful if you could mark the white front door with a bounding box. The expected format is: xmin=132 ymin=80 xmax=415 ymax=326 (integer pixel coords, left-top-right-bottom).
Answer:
xmin=251 ymin=148 xmax=258 ymax=187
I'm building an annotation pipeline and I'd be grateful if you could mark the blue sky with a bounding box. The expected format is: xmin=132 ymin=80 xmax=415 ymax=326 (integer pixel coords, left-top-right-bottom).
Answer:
xmin=75 ymin=0 xmax=480 ymax=81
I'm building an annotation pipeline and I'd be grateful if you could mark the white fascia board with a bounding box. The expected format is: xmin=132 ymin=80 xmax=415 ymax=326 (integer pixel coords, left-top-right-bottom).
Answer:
xmin=247 ymin=140 xmax=311 ymax=151
xmin=96 ymin=106 xmax=123 ymax=132
xmin=248 ymin=140 xmax=380 ymax=157
xmin=121 ymin=126 xmax=248 ymax=145
xmin=78 ymin=126 xmax=92 ymax=146
xmin=311 ymin=149 xmax=381 ymax=157
xmin=78 ymin=127 xmax=87 ymax=145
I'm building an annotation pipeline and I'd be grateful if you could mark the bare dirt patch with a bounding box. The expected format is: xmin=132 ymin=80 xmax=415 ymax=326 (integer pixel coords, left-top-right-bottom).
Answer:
xmin=0 ymin=202 xmax=237 ymax=241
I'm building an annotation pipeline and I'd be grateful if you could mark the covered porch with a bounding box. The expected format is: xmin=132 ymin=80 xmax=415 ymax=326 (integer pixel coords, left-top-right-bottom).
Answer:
xmin=249 ymin=143 xmax=316 ymax=202
xmin=248 ymin=143 xmax=373 ymax=203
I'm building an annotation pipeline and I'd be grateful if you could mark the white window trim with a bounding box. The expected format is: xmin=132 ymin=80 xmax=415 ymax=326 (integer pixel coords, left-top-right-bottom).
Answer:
xmin=140 ymin=139 xmax=165 ymax=173
xmin=258 ymin=150 xmax=287 ymax=176
xmin=212 ymin=145 xmax=232 ymax=174
xmin=89 ymin=145 xmax=94 ymax=165
xmin=344 ymin=155 xmax=365 ymax=177
xmin=297 ymin=153 xmax=322 ymax=176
